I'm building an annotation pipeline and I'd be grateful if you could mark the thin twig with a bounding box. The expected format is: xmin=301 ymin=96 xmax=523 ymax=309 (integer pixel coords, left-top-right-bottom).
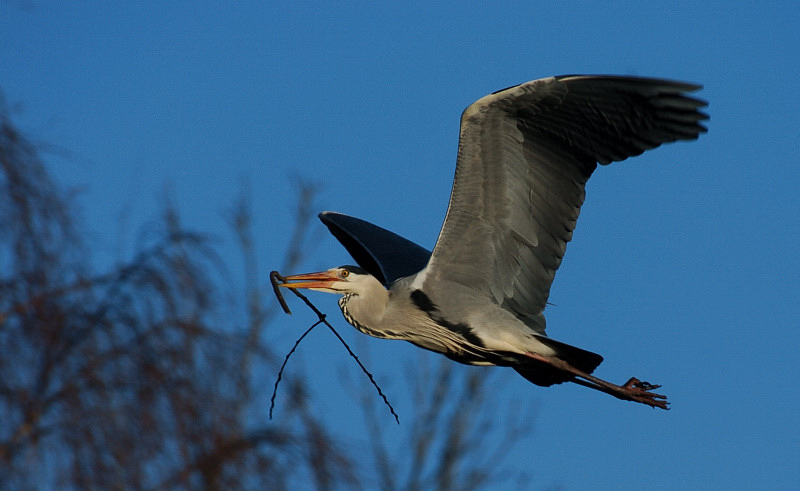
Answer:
xmin=270 ymin=271 xmax=399 ymax=424
xmin=268 ymin=320 xmax=321 ymax=419
xmin=320 ymin=316 xmax=400 ymax=424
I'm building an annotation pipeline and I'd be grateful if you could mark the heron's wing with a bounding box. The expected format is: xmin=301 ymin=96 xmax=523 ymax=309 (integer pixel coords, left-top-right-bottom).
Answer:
xmin=319 ymin=211 xmax=431 ymax=286
xmin=423 ymin=75 xmax=707 ymax=326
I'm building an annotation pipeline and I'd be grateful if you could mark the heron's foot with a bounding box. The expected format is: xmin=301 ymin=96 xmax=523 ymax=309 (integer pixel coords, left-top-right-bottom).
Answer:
xmin=620 ymin=377 xmax=669 ymax=410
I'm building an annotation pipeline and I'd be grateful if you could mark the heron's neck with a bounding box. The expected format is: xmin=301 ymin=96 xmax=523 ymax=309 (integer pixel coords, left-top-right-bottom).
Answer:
xmin=338 ymin=286 xmax=390 ymax=338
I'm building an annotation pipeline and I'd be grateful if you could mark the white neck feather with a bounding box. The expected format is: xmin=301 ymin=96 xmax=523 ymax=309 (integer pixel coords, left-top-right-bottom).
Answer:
xmin=338 ymin=276 xmax=390 ymax=336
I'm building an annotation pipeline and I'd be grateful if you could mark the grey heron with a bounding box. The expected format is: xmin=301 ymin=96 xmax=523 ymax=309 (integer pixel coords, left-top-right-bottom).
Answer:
xmin=282 ymin=75 xmax=707 ymax=409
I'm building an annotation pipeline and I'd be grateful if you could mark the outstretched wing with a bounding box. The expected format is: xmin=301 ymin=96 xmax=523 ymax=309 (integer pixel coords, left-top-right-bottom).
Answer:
xmin=319 ymin=211 xmax=431 ymax=286
xmin=421 ymin=75 xmax=707 ymax=328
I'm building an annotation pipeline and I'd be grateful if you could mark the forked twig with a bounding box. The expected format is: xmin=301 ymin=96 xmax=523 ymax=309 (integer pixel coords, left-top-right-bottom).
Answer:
xmin=269 ymin=271 xmax=399 ymax=424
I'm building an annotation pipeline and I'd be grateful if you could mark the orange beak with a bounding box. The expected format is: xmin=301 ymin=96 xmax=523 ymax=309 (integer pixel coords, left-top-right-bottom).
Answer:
xmin=279 ymin=270 xmax=340 ymax=290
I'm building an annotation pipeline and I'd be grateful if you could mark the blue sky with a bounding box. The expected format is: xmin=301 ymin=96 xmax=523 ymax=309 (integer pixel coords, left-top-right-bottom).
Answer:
xmin=2 ymin=2 xmax=798 ymax=489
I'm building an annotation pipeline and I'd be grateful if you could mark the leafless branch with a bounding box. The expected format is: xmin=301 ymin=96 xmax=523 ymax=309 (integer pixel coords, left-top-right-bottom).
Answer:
xmin=1 ymin=89 xmax=536 ymax=490
xmin=269 ymin=271 xmax=399 ymax=424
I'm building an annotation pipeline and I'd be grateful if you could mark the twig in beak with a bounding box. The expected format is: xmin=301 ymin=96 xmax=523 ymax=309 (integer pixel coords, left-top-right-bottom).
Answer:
xmin=269 ymin=270 xmax=399 ymax=424
xmin=270 ymin=270 xmax=292 ymax=314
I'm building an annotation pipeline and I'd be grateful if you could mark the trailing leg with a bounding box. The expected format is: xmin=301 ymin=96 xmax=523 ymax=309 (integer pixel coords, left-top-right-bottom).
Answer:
xmin=523 ymin=352 xmax=669 ymax=410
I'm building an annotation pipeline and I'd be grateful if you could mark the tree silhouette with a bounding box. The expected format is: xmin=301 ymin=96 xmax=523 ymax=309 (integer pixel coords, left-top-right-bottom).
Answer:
xmin=0 ymin=93 xmax=529 ymax=490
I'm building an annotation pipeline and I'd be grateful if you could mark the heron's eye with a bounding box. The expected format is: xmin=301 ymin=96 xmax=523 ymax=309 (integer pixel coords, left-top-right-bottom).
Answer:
xmin=340 ymin=269 xmax=350 ymax=278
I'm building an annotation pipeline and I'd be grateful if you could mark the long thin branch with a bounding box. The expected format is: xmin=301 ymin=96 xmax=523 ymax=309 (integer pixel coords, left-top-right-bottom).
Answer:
xmin=269 ymin=320 xmax=320 ymax=419
xmin=270 ymin=271 xmax=399 ymax=424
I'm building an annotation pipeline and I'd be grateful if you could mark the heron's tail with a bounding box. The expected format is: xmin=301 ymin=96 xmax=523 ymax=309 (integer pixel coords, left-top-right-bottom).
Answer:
xmin=514 ymin=335 xmax=604 ymax=387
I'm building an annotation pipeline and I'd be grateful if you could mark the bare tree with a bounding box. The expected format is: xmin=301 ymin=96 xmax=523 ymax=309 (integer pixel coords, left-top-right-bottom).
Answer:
xmin=0 ymin=94 xmax=357 ymax=489
xmin=0 ymin=92 xmax=531 ymax=490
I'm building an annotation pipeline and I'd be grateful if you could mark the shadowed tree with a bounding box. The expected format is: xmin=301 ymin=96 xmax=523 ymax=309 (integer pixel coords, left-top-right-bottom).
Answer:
xmin=0 ymin=93 xmax=530 ymax=490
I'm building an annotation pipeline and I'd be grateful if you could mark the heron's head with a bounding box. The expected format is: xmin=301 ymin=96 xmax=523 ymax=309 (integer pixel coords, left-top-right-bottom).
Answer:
xmin=280 ymin=266 xmax=375 ymax=295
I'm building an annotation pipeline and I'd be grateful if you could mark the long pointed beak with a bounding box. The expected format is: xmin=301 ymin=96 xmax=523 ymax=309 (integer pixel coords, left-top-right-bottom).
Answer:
xmin=279 ymin=270 xmax=340 ymax=290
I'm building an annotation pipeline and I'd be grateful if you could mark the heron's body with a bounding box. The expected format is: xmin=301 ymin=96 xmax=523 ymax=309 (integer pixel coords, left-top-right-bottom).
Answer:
xmin=341 ymin=272 xmax=554 ymax=361
xmin=283 ymin=75 xmax=708 ymax=408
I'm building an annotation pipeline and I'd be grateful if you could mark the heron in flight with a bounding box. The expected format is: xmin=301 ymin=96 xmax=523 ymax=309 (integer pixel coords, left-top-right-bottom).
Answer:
xmin=282 ymin=75 xmax=707 ymax=409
